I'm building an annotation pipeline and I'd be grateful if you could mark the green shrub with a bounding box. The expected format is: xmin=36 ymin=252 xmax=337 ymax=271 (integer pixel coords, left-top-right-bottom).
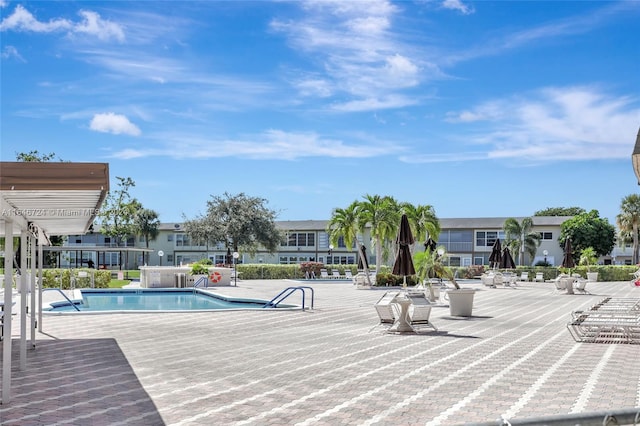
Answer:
xmin=41 ymin=269 xmax=110 ymax=288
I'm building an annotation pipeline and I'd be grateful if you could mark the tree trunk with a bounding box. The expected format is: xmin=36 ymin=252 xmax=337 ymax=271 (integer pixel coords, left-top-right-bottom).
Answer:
xmin=634 ymin=223 xmax=639 ymax=265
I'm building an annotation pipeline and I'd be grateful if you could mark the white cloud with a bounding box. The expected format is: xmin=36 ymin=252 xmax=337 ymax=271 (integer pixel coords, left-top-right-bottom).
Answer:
xmin=294 ymin=78 xmax=334 ymax=98
xmin=110 ymin=129 xmax=400 ymax=160
xmin=445 ymin=86 xmax=640 ymax=162
xmin=73 ymin=10 xmax=125 ymax=42
xmin=271 ymin=0 xmax=436 ymax=111
xmin=0 ymin=5 xmax=72 ymax=32
xmin=0 ymin=5 xmax=124 ymax=42
xmin=331 ymin=95 xmax=418 ymax=112
xmin=442 ymin=2 xmax=638 ymax=66
xmin=90 ymin=113 xmax=141 ymax=136
xmin=441 ymin=0 xmax=475 ymax=15
xmin=1 ymin=45 xmax=25 ymax=62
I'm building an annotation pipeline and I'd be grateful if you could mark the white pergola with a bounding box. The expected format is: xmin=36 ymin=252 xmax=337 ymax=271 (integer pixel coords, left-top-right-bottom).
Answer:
xmin=0 ymin=161 xmax=109 ymax=404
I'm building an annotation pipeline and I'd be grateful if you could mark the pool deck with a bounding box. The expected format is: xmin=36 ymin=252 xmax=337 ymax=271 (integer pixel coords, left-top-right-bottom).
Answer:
xmin=1 ymin=279 xmax=640 ymax=425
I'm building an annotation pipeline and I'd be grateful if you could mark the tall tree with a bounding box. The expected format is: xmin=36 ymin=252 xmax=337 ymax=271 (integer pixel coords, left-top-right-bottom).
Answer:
xmin=503 ymin=217 xmax=541 ymax=266
xmin=15 ymin=150 xmax=61 ymax=162
xmin=617 ymin=194 xmax=640 ymax=264
xmin=190 ymin=192 xmax=283 ymax=255
xmin=97 ymin=176 xmax=139 ymax=248
xmin=182 ymin=214 xmax=222 ymax=260
xmin=559 ymin=210 xmax=616 ymax=259
xmin=135 ymin=208 xmax=160 ymax=265
xmin=401 ymin=202 xmax=440 ymax=248
xmin=534 ymin=207 xmax=585 ymax=216
xmin=355 ymin=194 xmax=399 ymax=269
xmin=327 ymin=201 xmax=360 ymax=256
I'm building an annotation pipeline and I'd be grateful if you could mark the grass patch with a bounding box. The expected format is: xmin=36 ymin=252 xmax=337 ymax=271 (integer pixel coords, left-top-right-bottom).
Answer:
xmin=109 ymin=280 xmax=130 ymax=288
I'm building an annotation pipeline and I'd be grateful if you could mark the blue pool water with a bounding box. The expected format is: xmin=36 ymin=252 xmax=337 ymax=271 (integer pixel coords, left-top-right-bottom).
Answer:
xmin=45 ymin=289 xmax=280 ymax=312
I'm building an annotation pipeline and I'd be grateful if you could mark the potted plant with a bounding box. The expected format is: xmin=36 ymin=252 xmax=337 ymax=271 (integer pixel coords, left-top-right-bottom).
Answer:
xmin=579 ymin=247 xmax=599 ymax=282
xmin=414 ymin=247 xmax=474 ymax=316
xmin=190 ymin=259 xmax=212 ymax=285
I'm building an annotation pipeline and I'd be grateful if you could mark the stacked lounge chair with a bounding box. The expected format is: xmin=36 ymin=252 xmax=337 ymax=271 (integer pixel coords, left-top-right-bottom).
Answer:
xmin=567 ymin=297 xmax=640 ymax=344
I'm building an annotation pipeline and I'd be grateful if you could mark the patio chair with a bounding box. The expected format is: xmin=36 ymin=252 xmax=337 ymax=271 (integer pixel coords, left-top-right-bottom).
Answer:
xmin=344 ymin=270 xmax=354 ymax=282
xmin=493 ymin=272 xmax=504 ymax=287
xmin=502 ymin=272 xmax=516 ymax=287
xmin=405 ymin=293 xmax=438 ymax=332
xmin=519 ymin=271 xmax=529 ymax=282
xmin=481 ymin=273 xmax=495 ymax=288
xmin=534 ymin=272 xmax=544 ymax=282
xmin=573 ymin=278 xmax=589 ymax=294
xmin=370 ymin=291 xmax=400 ymax=332
xmin=331 ymin=269 xmax=342 ymax=279
xmin=567 ymin=308 xmax=640 ymax=344
xmin=320 ymin=269 xmax=330 ymax=279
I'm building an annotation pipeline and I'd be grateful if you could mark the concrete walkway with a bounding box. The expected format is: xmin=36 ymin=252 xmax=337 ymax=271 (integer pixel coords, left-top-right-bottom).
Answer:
xmin=1 ymin=279 xmax=639 ymax=425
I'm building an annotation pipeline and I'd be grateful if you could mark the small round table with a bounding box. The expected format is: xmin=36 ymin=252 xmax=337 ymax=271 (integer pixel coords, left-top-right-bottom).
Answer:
xmin=389 ymin=296 xmax=413 ymax=333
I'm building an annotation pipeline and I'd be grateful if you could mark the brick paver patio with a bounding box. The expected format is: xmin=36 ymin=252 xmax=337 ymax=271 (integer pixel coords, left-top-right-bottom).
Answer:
xmin=1 ymin=279 xmax=639 ymax=425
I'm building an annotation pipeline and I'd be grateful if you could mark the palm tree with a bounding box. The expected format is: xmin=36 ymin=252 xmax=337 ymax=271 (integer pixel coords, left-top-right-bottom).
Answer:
xmin=503 ymin=217 xmax=541 ymax=266
xmin=413 ymin=246 xmax=460 ymax=296
xmin=135 ymin=208 xmax=160 ymax=265
xmin=327 ymin=201 xmax=360 ymax=261
xmin=617 ymin=194 xmax=640 ymax=264
xmin=355 ymin=194 xmax=399 ymax=269
xmin=401 ymin=202 xmax=440 ymax=249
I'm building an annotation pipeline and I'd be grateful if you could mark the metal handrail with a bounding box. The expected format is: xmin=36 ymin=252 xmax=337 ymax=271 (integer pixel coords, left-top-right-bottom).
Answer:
xmin=193 ymin=276 xmax=208 ymax=288
xmin=264 ymin=286 xmax=314 ymax=311
xmin=42 ymin=288 xmax=81 ymax=312
xmin=468 ymin=407 xmax=640 ymax=426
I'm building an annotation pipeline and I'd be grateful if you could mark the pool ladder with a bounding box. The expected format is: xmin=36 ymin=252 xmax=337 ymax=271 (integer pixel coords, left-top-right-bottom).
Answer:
xmin=192 ymin=276 xmax=208 ymax=288
xmin=43 ymin=288 xmax=81 ymax=311
xmin=264 ymin=286 xmax=314 ymax=311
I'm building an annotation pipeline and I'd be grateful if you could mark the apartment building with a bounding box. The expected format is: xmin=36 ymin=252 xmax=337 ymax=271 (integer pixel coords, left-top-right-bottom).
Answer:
xmin=57 ymin=215 xmax=630 ymax=270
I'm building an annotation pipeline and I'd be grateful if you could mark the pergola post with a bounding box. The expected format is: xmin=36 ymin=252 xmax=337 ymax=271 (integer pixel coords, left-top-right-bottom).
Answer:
xmin=19 ymin=229 xmax=27 ymax=370
xmin=30 ymin=230 xmax=36 ymax=347
xmin=2 ymin=219 xmax=13 ymax=404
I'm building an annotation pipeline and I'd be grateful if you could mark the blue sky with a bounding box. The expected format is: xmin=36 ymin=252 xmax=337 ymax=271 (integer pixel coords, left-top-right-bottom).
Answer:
xmin=1 ymin=1 xmax=639 ymax=225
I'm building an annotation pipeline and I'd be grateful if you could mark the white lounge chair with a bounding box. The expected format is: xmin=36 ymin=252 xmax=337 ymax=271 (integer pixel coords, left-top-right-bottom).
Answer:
xmin=405 ymin=293 xmax=438 ymax=332
xmin=320 ymin=269 xmax=330 ymax=279
xmin=481 ymin=273 xmax=495 ymax=288
xmin=493 ymin=272 xmax=504 ymax=287
xmin=331 ymin=269 xmax=342 ymax=279
xmin=534 ymin=272 xmax=544 ymax=282
xmin=519 ymin=271 xmax=529 ymax=282
xmin=370 ymin=291 xmax=400 ymax=332
xmin=574 ymin=278 xmax=589 ymax=294
xmin=344 ymin=270 xmax=353 ymax=282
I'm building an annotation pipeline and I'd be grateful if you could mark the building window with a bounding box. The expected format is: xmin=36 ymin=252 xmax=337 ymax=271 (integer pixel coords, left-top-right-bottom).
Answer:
xmin=167 ymin=234 xmax=173 ymax=242
xmin=283 ymin=232 xmax=316 ymax=247
xmin=476 ymin=231 xmax=505 ymax=247
xmin=176 ymin=234 xmax=190 ymax=247
xmin=167 ymin=255 xmax=174 ymax=263
xmin=540 ymin=232 xmax=553 ymax=240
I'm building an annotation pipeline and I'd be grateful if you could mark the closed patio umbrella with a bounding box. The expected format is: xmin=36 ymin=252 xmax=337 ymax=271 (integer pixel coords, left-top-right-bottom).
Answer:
xmin=392 ymin=213 xmax=416 ymax=287
xmin=562 ymin=238 xmax=575 ymax=269
xmin=424 ymin=237 xmax=437 ymax=253
xmin=489 ymin=239 xmax=502 ymax=269
xmin=357 ymin=244 xmax=369 ymax=270
xmin=500 ymin=246 xmax=516 ymax=269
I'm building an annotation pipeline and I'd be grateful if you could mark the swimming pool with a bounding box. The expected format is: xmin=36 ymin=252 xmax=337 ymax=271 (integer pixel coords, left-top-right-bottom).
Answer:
xmin=44 ymin=288 xmax=292 ymax=313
